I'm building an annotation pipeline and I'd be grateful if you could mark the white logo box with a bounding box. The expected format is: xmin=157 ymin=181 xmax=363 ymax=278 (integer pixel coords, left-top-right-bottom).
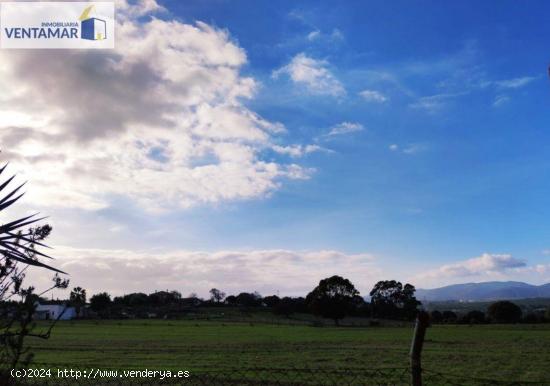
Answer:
xmin=0 ymin=2 xmax=115 ymax=49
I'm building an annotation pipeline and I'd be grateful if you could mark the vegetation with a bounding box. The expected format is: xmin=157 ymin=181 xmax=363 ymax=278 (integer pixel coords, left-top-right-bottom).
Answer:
xmin=305 ymin=275 xmax=360 ymax=325
xmin=24 ymin=318 xmax=550 ymax=383
xmin=487 ymin=300 xmax=522 ymax=323
xmin=0 ymin=163 xmax=68 ymax=368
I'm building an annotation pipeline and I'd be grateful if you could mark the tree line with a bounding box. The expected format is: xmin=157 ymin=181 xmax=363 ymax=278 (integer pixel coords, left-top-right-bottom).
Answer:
xmin=73 ymin=276 xmax=548 ymax=325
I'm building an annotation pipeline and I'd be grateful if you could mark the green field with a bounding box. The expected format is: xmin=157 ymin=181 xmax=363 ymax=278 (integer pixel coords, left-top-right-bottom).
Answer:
xmin=26 ymin=318 xmax=550 ymax=384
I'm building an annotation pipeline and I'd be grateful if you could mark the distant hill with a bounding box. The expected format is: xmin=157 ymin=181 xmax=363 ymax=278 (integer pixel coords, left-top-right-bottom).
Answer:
xmin=416 ymin=281 xmax=550 ymax=302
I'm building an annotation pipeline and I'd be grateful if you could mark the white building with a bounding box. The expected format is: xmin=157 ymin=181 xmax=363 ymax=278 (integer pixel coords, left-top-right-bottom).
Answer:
xmin=35 ymin=303 xmax=77 ymax=320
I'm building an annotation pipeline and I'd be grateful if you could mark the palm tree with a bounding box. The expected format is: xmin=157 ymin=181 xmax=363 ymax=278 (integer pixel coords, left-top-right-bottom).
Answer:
xmin=70 ymin=287 xmax=87 ymax=318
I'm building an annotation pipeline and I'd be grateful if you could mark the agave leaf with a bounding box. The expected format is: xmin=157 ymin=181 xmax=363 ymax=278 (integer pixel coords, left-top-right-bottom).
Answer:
xmin=0 ymin=193 xmax=25 ymax=212
xmin=0 ymin=181 xmax=26 ymax=206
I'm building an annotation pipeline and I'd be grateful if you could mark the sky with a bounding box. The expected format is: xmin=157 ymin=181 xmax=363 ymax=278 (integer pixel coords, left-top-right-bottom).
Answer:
xmin=1 ymin=0 xmax=549 ymax=298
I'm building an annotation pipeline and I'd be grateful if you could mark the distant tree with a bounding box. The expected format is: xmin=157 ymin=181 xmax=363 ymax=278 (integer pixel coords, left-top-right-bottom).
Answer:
xmin=487 ymin=301 xmax=522 ymax=323
xmin=306 ymin=275 xmax=359 ymax=326
xmin=90 ymin=292 xmax=112 ymax=313
xmin=442 ymin=310 xmax=457 ymax=323
xmin=149 ymin=290 xmax=181 ymax=306
xmin=545 ymin=307 xmax=550 ymax=322
xmin=235 ymin=292 xmax=262 ymax=308
xmin=114 ymin=292 xmax=148 ymax=307
xmin=430 ymin=310 xmax=443 ymax=323
xmin=273 ymin=297 xmax=296 ymax=318
xmin=369 ymin=280 xmax=420 ymax=320
xmin=225 ymin=295 xmax=237 ymax=305
xmin=263 ymin=295 xmax=280 ymax=308
xmin=464 ymin=310 xmax=486 ymax=324
xmin=209 ymin=288 xmax=226 ymax=304
xmin=70 ymin=287 xmax=87 ymax=318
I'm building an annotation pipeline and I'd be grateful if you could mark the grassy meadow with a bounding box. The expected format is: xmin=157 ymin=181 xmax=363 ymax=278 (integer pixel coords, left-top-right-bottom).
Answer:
xmin=27 ymin=317 xmax=550 ymax=383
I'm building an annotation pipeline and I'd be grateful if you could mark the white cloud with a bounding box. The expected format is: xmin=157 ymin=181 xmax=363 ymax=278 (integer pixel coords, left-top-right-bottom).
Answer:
xmin=272 ymin=144 xmax=328 ymax=157
xmin=493 ymin=94 xmax=510 ymax=107
xmin=494 ymin=76 xmax=536 ymax=89
xmin=306 ymin=30 xmax=321 ymax=41
xmin=0 ymin=1 xmax=314 ymax=212
xmin=413 ymin=253 xmax=527 ymax=286
xmin=272 ymin=53 xmax=345 ymax=97
xmin=409 ymin=92 xmax=467 ymax=113
xmin=307 ymin=28 xmax=344 ymax=42
xmin=359 ymin=90 xmax=388 ymax=103
xmin=326 ymin=122 xmax=364 ymax=136
xmin=388 ymin=143 xmax=427 ymax=155
xmin=25 ymin=246 xmax=379 ymax=297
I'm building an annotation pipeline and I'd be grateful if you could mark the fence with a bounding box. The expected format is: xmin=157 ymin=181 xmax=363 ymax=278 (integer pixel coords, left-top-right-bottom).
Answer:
xmin=1 ymin=313 xmax=547 ymax=385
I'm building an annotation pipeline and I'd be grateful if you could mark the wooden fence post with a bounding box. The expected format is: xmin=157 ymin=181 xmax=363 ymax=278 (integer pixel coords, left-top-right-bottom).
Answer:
xmin=410 ymin=310 xmax=430 ymax=386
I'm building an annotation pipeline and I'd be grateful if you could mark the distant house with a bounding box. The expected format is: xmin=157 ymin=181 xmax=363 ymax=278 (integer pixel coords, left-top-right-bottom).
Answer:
xmin=35 ymin=302 xmax=76 ymax=320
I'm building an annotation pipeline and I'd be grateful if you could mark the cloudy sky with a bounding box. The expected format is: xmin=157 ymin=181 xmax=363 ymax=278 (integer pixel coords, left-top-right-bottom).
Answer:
xmin=1 ymin=0 xmax=549 ymax=298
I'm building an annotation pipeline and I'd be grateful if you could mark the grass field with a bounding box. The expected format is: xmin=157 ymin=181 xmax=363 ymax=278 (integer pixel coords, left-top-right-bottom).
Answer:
xmin=26 ymin=318 xmax=550 ymax=383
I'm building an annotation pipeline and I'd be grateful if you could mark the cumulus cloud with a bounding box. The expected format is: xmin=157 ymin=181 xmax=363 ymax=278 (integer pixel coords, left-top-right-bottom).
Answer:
xmin=359 ymin=90 xmax=388 ymax=103
xmin=272 ymin=53 xmax=345 ymax=97
xmin=415 ymin=253 xmax=526 ymax=284
xmin=326 ymin=122 xmax=364 ymax=137
xmin=25 ymin=246 xmax=379 ymax=297
xmin=0 ymin=0 xmax=313 ymax=211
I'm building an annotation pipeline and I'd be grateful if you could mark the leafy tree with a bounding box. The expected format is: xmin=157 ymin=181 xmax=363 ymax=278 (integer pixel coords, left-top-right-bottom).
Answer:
xmin=209 ymin=288 xmax=226 ymax=304
xmin=369 ymin=280 xmax=420 ymax=320
xmin=224 ymin=295 xmax=237 ymax=305
xmin=487 ymin=301 xmax=522 ymax=323
xmin=70 ymin=287 xmax=87 ymax=318
xmin=262 ymin=295 xmax=280 ymax=308
xmin=90 ymin=292 xmax=112 ymax=313
xmin=0 ymin=163 xmax=68 ymax=369
xmin=149 ymin=290 xmax=181 ymax=305
xmin=306 ymin=275 xmax=359 ymax=325
xmin=442 ymin=310 xmax=457 ymax=323
xmin=430 ymin=310 xmax=443 ymax=323
xmin=235 ymin=292 xmax=262 ymax=307
xmin=463 ymin=310 xmax=486 ymax=324
xmin=273 ymin=297 xmax=295 ymax=317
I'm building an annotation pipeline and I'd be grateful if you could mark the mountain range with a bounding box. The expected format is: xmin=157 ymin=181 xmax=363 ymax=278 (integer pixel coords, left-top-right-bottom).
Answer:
xmin=416 ymin=281 xmax=550 ymax=302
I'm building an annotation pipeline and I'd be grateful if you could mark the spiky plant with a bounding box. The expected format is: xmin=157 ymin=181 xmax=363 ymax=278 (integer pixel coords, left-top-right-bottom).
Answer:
xmin=0 ymin=163 xmax=68 ymax=371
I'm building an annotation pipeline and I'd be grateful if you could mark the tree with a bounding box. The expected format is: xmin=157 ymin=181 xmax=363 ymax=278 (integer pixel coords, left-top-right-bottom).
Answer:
xmin=0 ymin=162 xmax=68 ymax=369
xmin=235 ymin=292 xmax=262 ymax=308
xmin=273 ymin=297 xmax=296 ymax=318
xmin=369 ymin=280 xmax=420 ymax=320
xmin=209 ymin=288 xmax=226 ymax=304
xmin=70 ymin=287 xmax=87 ymax=318
xmin=463 ymin=310 xmax=486 ymax=324
xmin=430 ymin=310 xmax=443 ymax=323
xmin=442 ymin=310 xmax=457 ymax=323
xmin=487 ymin=301 xmax=522 ymax=323
xmin=262 ymin=295 xmax=280 ymax=308
xmin=90 ymin=292 xmax=112 ymax=313
xmin=306 ymin=275 xmax=359 ymax=325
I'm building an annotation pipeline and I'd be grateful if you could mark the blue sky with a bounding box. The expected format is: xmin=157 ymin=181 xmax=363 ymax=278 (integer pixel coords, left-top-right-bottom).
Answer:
xmin=158 ymin=1 xmax=549 ymax=263
xmin=1 ymin=0 xmax=549 ymax=296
